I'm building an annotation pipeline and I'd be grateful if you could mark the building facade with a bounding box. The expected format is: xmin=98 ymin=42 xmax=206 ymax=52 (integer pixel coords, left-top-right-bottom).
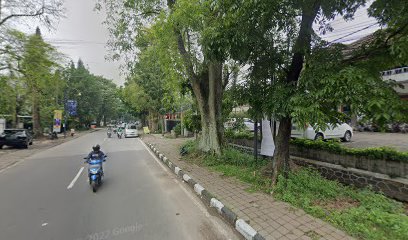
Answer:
xmin=382 ymin=66 xmax=408 ymax=100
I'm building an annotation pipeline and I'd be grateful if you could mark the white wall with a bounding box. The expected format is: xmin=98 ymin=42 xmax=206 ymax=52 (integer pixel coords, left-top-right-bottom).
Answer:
xmin=0 ymin=119 xmax=5 ymax=134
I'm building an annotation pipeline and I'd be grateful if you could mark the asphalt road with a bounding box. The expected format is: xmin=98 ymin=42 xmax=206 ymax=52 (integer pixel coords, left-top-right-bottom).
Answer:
xmin=0 ymin=131 xmax=239 ymax=240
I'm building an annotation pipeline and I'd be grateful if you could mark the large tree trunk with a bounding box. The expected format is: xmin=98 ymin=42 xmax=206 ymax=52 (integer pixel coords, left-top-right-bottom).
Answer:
xmin=270 ymin=2 xmax=320 ymax=182
xmin=192 ymin=62 xmax=223 ymax=154
xmin=11 ymin=95 xmax=17 ymax=128
xmin=152 ymin=112 xmax=159 ymax=132
xmin=271 ymin=117 xmax=291 ymax=184
xmin=148 ymin=111 xmax=153 ymax=131
xmin=32 ymin=93 xmax=42 ymax=137
xmin=170 ymin=0 xmax=224 ymax=154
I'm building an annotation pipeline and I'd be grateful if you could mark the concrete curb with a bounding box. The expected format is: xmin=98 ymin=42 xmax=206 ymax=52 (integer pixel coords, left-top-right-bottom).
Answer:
xmin=143 ymin=141 xmax=265 ymax=240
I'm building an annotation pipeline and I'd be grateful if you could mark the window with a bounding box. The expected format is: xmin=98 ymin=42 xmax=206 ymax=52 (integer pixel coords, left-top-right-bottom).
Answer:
xmin=395 ymin=69 xmax=402 ymax=74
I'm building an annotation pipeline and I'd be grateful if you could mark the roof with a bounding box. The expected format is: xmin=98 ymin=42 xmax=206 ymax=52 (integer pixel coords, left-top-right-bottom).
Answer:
xmin=341 ymin=32 xmax=378 ymax=59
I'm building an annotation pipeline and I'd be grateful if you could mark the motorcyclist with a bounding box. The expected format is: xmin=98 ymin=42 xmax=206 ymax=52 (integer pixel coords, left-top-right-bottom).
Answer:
xmin=107 ymin=126 xmax=112 ymax=137
xmin=117 ymin=127 xmax=123 ymax=138
xmin=85 ymin=144 xmax=106 ymax=162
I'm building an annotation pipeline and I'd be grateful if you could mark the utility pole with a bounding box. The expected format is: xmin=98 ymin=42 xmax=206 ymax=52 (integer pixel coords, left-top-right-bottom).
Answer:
xmin=63 ymin=88 xmax=67 ymax=138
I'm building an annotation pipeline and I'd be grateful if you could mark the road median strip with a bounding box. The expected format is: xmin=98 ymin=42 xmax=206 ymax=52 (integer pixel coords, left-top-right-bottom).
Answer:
xmin=143 ymin=140 xmax=265 ymax=240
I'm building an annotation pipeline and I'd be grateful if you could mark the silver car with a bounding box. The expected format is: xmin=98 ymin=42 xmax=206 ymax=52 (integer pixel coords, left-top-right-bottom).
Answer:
xmin=124 ymin=125 xmax=138 ymax=138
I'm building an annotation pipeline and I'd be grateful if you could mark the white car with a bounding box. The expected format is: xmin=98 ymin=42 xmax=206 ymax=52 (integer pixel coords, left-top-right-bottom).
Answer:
xmin=291 ymin=123 xmax=353 ymax=142
xmin=124 ymin=124 xmax=138 ymax=138
xmin=243 ymin=118 xmax=260 ymax=132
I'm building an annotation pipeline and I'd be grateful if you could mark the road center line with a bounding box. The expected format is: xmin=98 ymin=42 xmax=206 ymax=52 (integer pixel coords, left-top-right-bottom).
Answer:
xmin=67 ymin=167 xmax=84 ymax=189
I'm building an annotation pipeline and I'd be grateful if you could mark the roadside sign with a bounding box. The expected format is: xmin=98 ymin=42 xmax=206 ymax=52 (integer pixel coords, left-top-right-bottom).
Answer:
xmin=0 ymin=118 xmax=5 ymax=134
xmin=66 ymin=100 xmax=77 ymax=116
xmin=53 ymin=110 xmax=63 ymax=133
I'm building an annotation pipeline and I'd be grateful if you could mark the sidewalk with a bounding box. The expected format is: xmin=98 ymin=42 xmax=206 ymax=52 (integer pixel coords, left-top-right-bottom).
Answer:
xmin=0 ymin=129 xmax=98 ymax=171
xmin=143 ymin=134 xmax=352 ymax=240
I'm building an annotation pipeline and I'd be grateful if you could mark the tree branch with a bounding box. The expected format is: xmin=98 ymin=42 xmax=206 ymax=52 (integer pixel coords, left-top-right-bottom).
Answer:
xmin=0 ymin=6 xmax=45 ymax=26
xmin=175 ymin=29 xmax=199 ymax=82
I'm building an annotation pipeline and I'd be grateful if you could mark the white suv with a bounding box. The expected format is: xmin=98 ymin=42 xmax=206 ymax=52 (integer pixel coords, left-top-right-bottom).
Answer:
xmin=291 ymin=123 xmax=353 ymax=142
xmin=124 ymin=125 xmax=138 ymax=138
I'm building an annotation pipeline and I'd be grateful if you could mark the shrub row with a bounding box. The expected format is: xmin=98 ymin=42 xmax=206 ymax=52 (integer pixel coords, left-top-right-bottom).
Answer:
xmin=224 ymin=130 xmax=408 ymax=163
xmin=291 ymin=138 xmax=408 ymax=163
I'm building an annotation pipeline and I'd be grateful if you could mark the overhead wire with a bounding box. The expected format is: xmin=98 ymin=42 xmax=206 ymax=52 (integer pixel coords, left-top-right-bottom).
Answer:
xmin=323 ymin=19 xmax=378 ymax=37
xmin=328 ymin=22 xmax=379 ymax=43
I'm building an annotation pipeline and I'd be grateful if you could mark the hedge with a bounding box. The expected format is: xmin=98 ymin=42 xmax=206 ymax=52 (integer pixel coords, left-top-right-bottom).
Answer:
xmin=291 ymin=138 xmax=408 ymax=163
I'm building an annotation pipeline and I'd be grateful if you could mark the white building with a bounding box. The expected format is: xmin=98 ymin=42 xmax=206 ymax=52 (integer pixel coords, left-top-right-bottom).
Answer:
xmin=381 ymin=66 xmax=408 ymax=100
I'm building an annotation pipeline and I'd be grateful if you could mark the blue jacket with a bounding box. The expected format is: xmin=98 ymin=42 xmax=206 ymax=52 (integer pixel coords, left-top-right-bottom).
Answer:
xmin=86 ymin=151 xmax=106 ymax=161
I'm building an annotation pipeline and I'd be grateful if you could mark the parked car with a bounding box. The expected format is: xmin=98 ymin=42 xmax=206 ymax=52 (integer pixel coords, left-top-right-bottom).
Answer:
xmin=291 ymin=123 xmax=353 ymax=142
xmin=124 ymin=124 xmax=138 ymax=138
xmin=0 ymin=129 xmax=34 ymax=149
xmin=243 ymin=118 xmax=260 ymax=132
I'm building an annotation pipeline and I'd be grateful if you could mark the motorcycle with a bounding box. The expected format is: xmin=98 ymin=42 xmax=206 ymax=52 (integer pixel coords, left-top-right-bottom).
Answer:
xmin=84 ymin=155 xmax=107 ymax=192
xmin=107 ymin=131 xmax=112 ymax=138
xmin=117 ymin=131 xmax=123 ymax=139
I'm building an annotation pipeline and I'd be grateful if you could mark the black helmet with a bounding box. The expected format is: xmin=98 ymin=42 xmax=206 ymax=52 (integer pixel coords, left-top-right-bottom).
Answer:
xmin=92 ymin=144 xmax=100 ymax=152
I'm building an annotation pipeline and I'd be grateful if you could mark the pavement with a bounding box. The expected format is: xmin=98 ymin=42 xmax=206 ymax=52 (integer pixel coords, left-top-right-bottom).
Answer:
xmin=143 ymin=134 xmax=353 ymax=240
xmin=342 ymin=131 xmax=408 ymax=152
xmin=0 ymin=131 xmax=239 ymax=240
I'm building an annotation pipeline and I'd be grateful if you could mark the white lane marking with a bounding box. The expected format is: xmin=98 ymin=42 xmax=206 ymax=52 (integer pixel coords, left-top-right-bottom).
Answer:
xmin=67 ymin=167 xmax=84 ymax=189
xmin=137 ymin=139 xmax=231 ymax=237
xmin=41 ymin=223 xmax=48 ymax=227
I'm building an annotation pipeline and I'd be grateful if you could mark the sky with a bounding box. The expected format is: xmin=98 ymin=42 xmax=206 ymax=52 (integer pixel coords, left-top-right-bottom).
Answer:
xmin=15 ymin=0 xmax=380 ymax=87
xmin=318 ymin=1 xmax=380 ymax=44
xmin=17 ymin=0 xmax=125 ymax=86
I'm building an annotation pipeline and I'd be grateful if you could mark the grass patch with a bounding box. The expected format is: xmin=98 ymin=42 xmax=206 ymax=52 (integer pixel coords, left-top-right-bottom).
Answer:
xmin=274 ymin=169 xmax=408 ymax=240
xmin=181 ymin=140 xmax=408 ymax=240
xmin=181 ymin=140 xmax=272 ymax=193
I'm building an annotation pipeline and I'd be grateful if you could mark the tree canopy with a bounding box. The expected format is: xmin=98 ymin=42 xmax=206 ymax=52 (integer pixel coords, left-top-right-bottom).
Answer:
xmin=98 ymin=0 xmax=408 ymax=182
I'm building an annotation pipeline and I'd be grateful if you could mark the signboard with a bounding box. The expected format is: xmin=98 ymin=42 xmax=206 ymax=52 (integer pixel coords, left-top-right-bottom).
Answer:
xmin=53 ymin=110 xmax=63 ymax=133
xmin=143 ymin=126 xmax=150 ymax=134
xmin=260 ymin=119 xmax=275 ymax=157
xmin=0 ymin=118 xmax=5 ymax=134
xmin=66 ymin=100 xmax=77 ymax=116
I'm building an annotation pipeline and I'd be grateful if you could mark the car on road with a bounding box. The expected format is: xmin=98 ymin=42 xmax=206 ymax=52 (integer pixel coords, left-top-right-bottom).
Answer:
xmin=0 ymin=129 xmax=34 ymax=149
xmin=124 ymin=124 xmax=138 ymax=138
xmin=291 ymin=123 xmax=353 ymax=142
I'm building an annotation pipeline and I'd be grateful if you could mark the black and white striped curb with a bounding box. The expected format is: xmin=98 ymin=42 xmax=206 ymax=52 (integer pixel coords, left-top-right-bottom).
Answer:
xmin=144 ymin=141 xmax=265 ymax=240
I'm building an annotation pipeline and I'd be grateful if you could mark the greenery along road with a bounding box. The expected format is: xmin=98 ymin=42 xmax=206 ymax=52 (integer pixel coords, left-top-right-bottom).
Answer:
xmin=0 ymin=30 xmax=126 ymax=136
xmin=98 ymin=0 xmax=408 ymax=184
xmin=1 ymin=0 xmax=408 ymax=185
xmin=180 ymin=140 xmax=408 ymax=240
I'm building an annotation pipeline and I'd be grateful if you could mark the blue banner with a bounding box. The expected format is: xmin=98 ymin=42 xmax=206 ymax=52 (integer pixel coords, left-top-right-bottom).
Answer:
xmin=66 ymin=100 xmax=77 ymax=116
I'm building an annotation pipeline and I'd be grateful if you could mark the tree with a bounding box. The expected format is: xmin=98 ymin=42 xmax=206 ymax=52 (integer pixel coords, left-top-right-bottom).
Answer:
xmin=98 ymin=0 xmax=407 ymax=178
xmin=0 ymin=29 xmax=28 ymax=127
xmin=62 ymin=59 xmax=123 ymax=128
xmin=20 ymin=27 xmax=60 ymax=137
xmin=212 ymin=0 xmax=408 ymax=183
xmin=98 ymin=0 xmax=237 ymax=154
